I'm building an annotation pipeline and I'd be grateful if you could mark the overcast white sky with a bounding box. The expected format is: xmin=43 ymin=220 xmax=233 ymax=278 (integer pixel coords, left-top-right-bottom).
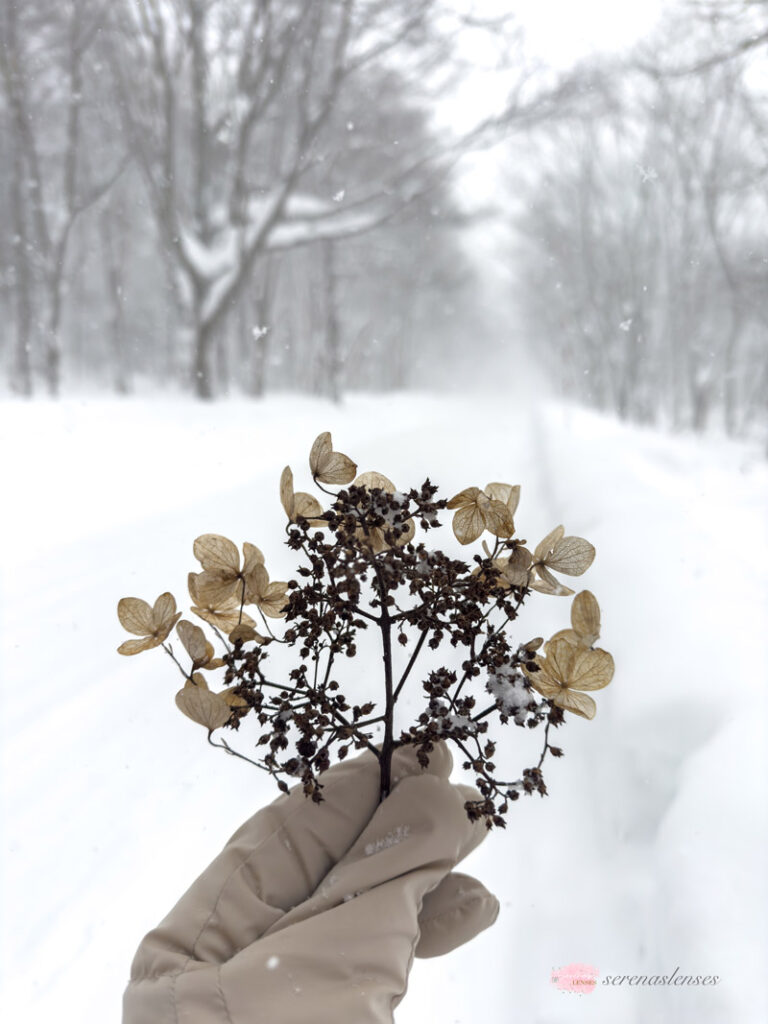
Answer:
xmin=442 ymin=0 xmax=670 ymax=140
xmin=446 ymin=0 xmax=670 ymax=319
xmin=515 ymin=0 xmax=668 ymax=67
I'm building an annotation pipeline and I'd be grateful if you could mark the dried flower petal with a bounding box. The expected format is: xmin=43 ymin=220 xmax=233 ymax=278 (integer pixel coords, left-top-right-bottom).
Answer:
xmin=175 ymin=679 xmax=232 ymax=730
xmin=193 ymin=534 xmax=240 ymax=574
xmin=246 ymin=564 xmax=288 ymax=618
xmin=446 ymin=486 xmax=482 ymax=510
xmin=354 ymin=471 xmax=397 ymax=491
xmin=547 ymin=536 xmax=595 ymax=576
xmin=309 ymin=431 xmax=357 ymax=485
xmin=189 ymin=572 xmax=256 ymax=632
xmin=533 ymin=525 xmax=565 ymax=564
xmin=448 ymin=486 xmax=515 ymax=545
xmin=242 ymin=543 xmax=265 ymax=573
xmin=523 ymin=636 xmax=614 ymax=719
xmin=117 ymin=593 xmax=181 ymax=655
xmin=280 ymin=466 xmax=325 ymax=523
xmin=176 ymin=619 xmax=209 ymax=664
xmin=528 ymin=566 xmax=574 ymax=596
xmin=532 ymin=526 xmax=594 ymax=595
xmin=228 ymin=623 xmax=267 ymax=644
xmin=117 ymin=637 xmax=158 ymax=655
xmin=452 ymin=502 xmax=485 ymax=545
xmin=219 ymin=686 xmax=249 ymax=709
xmin=567 ymin=646 xmax=614 ymax=691
xmin=118 ymin=597 xmax=154 ymax=636
xmin=485 ymin=482 xmax=521 ymax=519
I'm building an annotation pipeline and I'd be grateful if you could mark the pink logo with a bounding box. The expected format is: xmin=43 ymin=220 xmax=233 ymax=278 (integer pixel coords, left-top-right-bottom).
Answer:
xmin=551 ymin=963 xmax=599 ymax=994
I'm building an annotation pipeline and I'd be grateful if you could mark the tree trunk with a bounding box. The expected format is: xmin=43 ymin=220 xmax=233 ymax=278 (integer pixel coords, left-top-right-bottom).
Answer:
xmin=193 ymin=316 xmax=216 ymax=399
xmin=249 ymin=257 xmax=275 ymax=397
xmin=10 ymin=129 xmax=33 ymax=397
xmin=101 ymin=205 xmax=130 ymax=395
xmin=322 ymin=240 xmax=343 ymax=404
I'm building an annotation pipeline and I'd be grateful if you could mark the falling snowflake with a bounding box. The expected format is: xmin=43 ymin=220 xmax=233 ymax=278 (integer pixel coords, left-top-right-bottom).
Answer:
xmin=619 ymin=319 xmax=633 ymax=332
xmin=252 ymin=325 xmax=269 ymax=339
xmin=636 ymin=164 xmax=658 ymax=183
xmin=333 ymin=190 xmax=346 ymax=203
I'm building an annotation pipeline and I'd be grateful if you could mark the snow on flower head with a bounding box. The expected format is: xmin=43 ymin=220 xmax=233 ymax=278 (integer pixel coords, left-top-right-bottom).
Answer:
xmin=486 ymin=664 xmax=538 ymax=724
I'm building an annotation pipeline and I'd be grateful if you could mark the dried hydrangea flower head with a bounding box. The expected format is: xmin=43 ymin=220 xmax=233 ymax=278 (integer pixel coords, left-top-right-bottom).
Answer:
xmin=117 ymin=432 xmax=614 ymax=828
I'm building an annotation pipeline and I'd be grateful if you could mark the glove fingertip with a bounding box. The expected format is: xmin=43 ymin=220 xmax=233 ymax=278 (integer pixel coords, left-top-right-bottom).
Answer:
xmin=415 ymin=872 xmax=500 ymax=959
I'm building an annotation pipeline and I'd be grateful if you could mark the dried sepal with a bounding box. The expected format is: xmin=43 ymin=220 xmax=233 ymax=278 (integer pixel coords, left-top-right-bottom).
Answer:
xmin=356 ymin=470 xmax=397 ymax=492
xmin=495 ymin=546 xmax=533 ymax=588
xmin=118 ymin=597 xmax=155 ymax=636
xmin=547 ymin=536 xmax=595 ymax=576
xmin=242 ymin=543 xmax=265 ymax=571
xmin=485 ymin=482 xmax=521 ymax=519
xmin=309 ymin=431 xmax=357 ymax=485
xmin=245 ymin=564 xmax=289 ymax=618
xmin=551 ymin=590 xmax=601 ymax=649
xmin=190 ymin=535 xmax=266 ymax=605
xmin=280 ymin=466 xmax=325 ymax=524
xmin=218 ymin=686 xmax=249 ymax=709
xmin=571 ymin=590 xmax=601 ymax=639
xmin=447 ymin=486 xmax=515 ymax=545
xmin=280 ymin=465 xmax=293 ymax=517
xmin=117 ymin=593 xmax=181 ymax=655
xmin=176 ymin=619 xmax=224 ymax=670
xmin=176 ymin=619 xmax=208 ymax=664
xmin=446 ymin=486 xmax=481 ymax=510
xmin=175 ymin=677 xmax=232 ymax=730
xmin=533 ymin=526 xmax=595 ymax=576
xmin=531 ymin=526 xmax=595 ymax=595
xmin=228 ymin=623 xmax=267 ymax=644
xmin=523 ymin=636 xmax=614 ymax=719
xmin=533 ymin=525 xmax=564 ymax=563
xmin=193 ymin=534 xmax=241 ymax=574
xmin=188 ymin=572 xmax=256 ymax=632
xmin=452 ymin=501 xmax=485 ymax=545
xmin=193 ymin=604 xmax=256 ymax=633
xmin=117 ymin=638 xmax=156 ymax=655
xmin=528 ymin=566 xmax=575 ymax=597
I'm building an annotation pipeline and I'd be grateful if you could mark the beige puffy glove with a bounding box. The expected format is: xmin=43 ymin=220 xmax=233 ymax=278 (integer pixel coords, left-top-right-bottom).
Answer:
xmin=123 ymin=742 xmax=499 ymax=1024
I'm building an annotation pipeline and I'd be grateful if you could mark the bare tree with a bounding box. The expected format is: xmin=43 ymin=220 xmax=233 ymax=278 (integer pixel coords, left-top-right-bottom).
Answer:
xmin=105 ymin=0 xmax=564 ymax=398
xmin=0 ymin=0 xmax=127 ymax=395
xmin=509 ymin=20 xmax=768 ymax=437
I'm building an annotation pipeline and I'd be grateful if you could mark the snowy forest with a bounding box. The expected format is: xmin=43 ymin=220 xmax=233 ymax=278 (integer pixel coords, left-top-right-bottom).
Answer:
xmin=2 ymin=5 xmax=768 ymax=1024
xmin=1 ymin=0 xmax=766 ymax=437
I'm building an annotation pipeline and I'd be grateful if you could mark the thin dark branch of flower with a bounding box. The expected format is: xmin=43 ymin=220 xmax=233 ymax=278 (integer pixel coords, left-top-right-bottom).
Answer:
xmin=117 ymin=432 xmax=613 ymax=828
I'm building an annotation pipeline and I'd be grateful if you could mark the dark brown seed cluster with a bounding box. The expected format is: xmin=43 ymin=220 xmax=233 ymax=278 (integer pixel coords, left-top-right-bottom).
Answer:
xmin=215 ymin=479 xmax=564 ymax=827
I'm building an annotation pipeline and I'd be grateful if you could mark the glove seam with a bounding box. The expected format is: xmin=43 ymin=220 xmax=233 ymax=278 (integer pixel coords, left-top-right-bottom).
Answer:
xmin=186 ymin=768 xmax=376 ymax=965
xmin=216 ymin=965 xmax=236 ymax=1024
xmin=171 ymin=972 xmax=180 ymax=1024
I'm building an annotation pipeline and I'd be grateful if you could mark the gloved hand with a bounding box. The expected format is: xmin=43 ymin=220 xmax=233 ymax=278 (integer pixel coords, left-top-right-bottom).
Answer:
xmin=123 ymin=742 xmax=499 ymax=1023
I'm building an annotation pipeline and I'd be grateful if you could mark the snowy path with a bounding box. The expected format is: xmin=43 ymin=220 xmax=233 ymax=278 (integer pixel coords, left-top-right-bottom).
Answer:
xmin=1 ymin=394 xmax=766 ymax=1023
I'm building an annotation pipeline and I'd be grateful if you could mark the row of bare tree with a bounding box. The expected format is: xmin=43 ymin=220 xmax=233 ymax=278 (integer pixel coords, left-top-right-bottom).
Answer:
xmin=2 ymin=0 xmax=764 ymax=438
xmin=510 ymin=1 xmax=768 ymax=436
xmin=1 ymin=0 xmax=533 ymax=399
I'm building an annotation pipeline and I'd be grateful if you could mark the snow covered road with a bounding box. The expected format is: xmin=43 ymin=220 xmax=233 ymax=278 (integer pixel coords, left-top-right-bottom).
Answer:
xmin=1 ymin=394 xmax=766 ymax=1023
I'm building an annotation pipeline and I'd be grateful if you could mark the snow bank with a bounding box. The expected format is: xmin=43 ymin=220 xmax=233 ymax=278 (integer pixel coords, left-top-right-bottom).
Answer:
xmin=1 ymin=394 xmax=765 ymax=1023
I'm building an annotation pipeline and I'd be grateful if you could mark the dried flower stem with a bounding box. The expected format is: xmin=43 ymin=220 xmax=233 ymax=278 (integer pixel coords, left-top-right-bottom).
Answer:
xmin=117 ymin=431 xmax=613 ymax=828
